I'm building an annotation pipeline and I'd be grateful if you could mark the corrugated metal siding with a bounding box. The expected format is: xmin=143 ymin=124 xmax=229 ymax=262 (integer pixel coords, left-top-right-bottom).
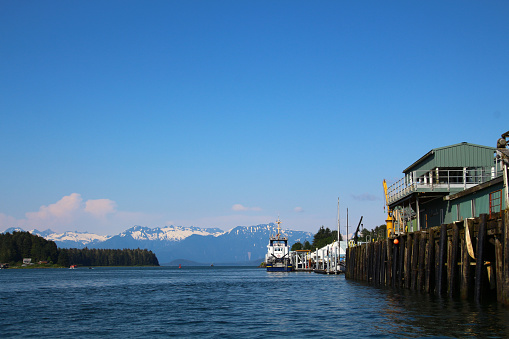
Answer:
xmin=459 ymin=200 xmax=472 ymax=219
xmin=409 ymin=153 xmax=435 ymax=173
xmin=435 ymin=143 xmax=495 ymax=168
xmin=407 ymin=143 xmax=495 ymax=173
xmin=476 ymin=194 xmax=490 ymax=216
xmin=444 ymin=180 xmax=504 ymax=223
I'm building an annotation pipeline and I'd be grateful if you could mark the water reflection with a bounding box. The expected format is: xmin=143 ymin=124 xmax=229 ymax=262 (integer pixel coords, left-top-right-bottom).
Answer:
xmin=2 ymin=267 xmax=508 ymax=338
xmin=369 ymin=285 xmax=509 ymax=338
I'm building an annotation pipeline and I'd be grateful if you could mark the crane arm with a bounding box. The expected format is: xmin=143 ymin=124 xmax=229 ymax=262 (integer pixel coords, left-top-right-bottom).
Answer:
xmin=353 ymin=216 xmax=363 ymax=244
xmin=383 ymin=179 xmax=394 ymax=238
xmin=383 ymin=179 xmax=389 ymax=206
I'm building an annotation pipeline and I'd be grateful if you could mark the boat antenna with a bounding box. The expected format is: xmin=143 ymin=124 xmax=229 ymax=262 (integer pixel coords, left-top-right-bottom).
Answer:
xmin=276 ymin=216 xmax=281 ymax=240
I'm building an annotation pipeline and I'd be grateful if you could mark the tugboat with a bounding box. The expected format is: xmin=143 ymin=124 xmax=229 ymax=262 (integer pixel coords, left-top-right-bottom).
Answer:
xmin=265 ymin=217 xmax=293 ymax=272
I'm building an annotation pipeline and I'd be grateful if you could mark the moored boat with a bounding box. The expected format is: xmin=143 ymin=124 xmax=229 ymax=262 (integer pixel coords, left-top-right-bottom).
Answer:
xmin=265 ymin=217 xmax=292 ymax=272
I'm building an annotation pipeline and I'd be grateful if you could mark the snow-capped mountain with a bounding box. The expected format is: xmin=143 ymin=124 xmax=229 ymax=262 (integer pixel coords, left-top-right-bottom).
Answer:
xmin=9 ymin=229 xmax=112 ymax=248
xmin=118 ymin=225 xmax=224 ymax=241
xmin=30 ymin=229 xmax=56 ymax=238
xmin=4 ymin=227 xmax=25 ymax=233
xmin=161 ymin=223 xmax=313 ymax=264
xmin=95 ymin=225 xmax=224 ymax=250
xmin=2 ymin=225 xmax=224 ymax=249
xmin=2 ymin=223 xmax=313 ymax=265
xmin=35 ymin=230 xmax=111 ymax=248
xmin=224 ymin=223 xmax=308 ymax=239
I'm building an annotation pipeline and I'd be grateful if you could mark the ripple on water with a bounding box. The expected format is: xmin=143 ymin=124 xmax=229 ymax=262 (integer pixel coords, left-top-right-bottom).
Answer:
xmin=1 ymin=267 xmax=509 ymax=338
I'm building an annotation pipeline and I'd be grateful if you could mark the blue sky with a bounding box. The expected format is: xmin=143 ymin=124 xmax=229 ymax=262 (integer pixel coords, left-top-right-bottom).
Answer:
xmin=1 ymin=1 xmax=508 ymax=236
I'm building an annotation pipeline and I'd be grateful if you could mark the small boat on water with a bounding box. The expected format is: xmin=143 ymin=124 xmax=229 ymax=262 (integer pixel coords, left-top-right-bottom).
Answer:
xmin=69 ymin=265 xmax=77 ymax=269
xmin=265 ymin=217 xmax=293 ymax=272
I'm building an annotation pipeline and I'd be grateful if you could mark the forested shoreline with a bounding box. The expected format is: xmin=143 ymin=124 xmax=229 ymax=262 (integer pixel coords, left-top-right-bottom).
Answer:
xmin=291 ymin=225 xmax=343 ymax=251
xmin=0 ymin=231 xmax=159 ymax=267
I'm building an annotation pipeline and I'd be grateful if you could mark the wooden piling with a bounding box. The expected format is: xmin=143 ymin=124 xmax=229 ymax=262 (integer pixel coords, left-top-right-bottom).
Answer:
xmin=460 ymin=218 xmax=473 ymax=299
xmin=449 ymin=222 xmax=460 ymax=297
xmin=425 ymin=228 xmax=435 ymax=294
xmin=417 ymin=231 xmax=426 ymax=291
xmin=366 ymin=243 xmax=370 ymax=281
xmin=381 ymin=240 xmax=387 ymax=286
xmin=404 ymin=234 xmax=411 ymax=289
xmin=495 ymin=232 xmax=503 ymax=302
xmin=387 ymin=239 xmax=393 ymax=286
xmin=411 ymin=232 xmax=419 ymax=291
xmin=437 ymin=224 xmax=447 ymax=295
xmin=344 ymin=211 xmax=507 ymax=304
xmin=475 ymin=214 xmax=487 ymax=302
xmin=398 ymin=236 xmax=405 ymax=288
xmin=392 ymin=238 xmax=398 ymax=288
xmin=503 ymin=210 xmax=509 ymax=305
xmin=373 ymin=241 xmax=378 ymax=284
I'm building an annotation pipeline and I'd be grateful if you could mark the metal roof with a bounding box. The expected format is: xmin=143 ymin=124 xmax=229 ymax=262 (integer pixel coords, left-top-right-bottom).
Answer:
xmin=402 ymin=142 xmax=496 ymax=173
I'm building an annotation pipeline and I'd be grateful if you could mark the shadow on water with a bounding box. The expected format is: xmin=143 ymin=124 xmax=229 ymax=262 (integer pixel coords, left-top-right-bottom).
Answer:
xmin=345 ymin=279 xmax=509 ymax=338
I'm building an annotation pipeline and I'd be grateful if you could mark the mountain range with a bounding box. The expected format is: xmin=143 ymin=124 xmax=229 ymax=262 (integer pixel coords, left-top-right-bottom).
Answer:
xmin=3 ymin=224 xmax=313 ymax=265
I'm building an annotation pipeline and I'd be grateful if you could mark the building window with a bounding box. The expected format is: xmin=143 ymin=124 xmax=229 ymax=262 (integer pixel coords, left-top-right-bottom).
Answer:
xmin=489 ymin=190 xmax=503 ymax=217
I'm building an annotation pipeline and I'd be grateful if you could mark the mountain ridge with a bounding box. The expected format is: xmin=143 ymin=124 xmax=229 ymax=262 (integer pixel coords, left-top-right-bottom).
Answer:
xmin=2 ymin=223 xmax=313 ymax=264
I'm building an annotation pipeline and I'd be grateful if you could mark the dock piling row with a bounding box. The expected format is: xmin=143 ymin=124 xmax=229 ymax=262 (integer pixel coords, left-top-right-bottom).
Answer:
xmin=345 ymin=211 xmax=509 ymax=305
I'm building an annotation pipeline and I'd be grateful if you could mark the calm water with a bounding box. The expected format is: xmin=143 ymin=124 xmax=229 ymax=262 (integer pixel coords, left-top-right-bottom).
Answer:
xmin=1 ymin=266 xmax=508 ymax=338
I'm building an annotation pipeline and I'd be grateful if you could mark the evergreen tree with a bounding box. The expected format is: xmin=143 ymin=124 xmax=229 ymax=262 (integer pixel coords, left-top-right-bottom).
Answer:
xmin=0 ymin=231 xmax=159 ymax=266
xmin=303 ymin=240 xmax=312 ymax=250
xmin=312 ymin=226 xmax=343 ymax=249
xmin=291 ymin=242 xmax=303 ymax=251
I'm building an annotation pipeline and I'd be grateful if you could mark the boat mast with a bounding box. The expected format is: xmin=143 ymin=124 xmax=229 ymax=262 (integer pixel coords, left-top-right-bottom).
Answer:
xmin=346 ymin=208 xmax=349 ymax=248
xmin=276 ymin=216 xmax=281 ymax=240
xmin=337 ymin=197 xmax=340 ymax=243
xmin=337 ymin=197 xmax=340 ymax=273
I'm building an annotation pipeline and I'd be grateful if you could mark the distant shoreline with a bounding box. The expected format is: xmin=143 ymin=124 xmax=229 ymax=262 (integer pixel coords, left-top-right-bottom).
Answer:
xmin=3 ymin=264 xmax=160 ymax=269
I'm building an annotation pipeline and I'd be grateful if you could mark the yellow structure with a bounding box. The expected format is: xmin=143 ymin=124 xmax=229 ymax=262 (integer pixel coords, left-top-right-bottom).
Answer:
xmin=383 ymin=179 xmax=394 ymax=238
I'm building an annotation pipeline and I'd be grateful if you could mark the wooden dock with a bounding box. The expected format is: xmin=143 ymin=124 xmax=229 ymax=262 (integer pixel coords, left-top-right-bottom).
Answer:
xmin=313 ymin=268 xmax=344 ymax=275
xmin=345 ymin=210 xmax=509 ymax=305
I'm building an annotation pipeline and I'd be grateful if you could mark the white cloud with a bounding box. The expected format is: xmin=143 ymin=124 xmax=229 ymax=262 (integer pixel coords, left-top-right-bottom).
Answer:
xmin=231 ymin=204 xmax=262 ymax=212
xmin=294 ymin=207 xmax=304 ymax=213
xmin=85 ymin=199 xmax=117 ymax=218
xmin=25 ymin=193 xmax=83 ymax=224
xmin=232 ymin=204 xmax=247 ymax=211
xmin=0 ymin=193 xmax=154 ymax=235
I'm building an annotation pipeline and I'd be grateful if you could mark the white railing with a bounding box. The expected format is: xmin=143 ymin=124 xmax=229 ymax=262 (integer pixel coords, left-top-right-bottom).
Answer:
xmin=387 ymin=166 xmax=503 ymax=204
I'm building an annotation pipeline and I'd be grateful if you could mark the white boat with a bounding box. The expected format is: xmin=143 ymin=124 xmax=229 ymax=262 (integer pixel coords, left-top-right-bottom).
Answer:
xmin=265 ymin=217 xmax=292 ymax=272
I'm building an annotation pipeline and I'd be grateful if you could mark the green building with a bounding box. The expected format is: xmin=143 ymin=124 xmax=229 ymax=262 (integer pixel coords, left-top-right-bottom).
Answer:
xmin=386 ymin=142 xmax=505 ymax=234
